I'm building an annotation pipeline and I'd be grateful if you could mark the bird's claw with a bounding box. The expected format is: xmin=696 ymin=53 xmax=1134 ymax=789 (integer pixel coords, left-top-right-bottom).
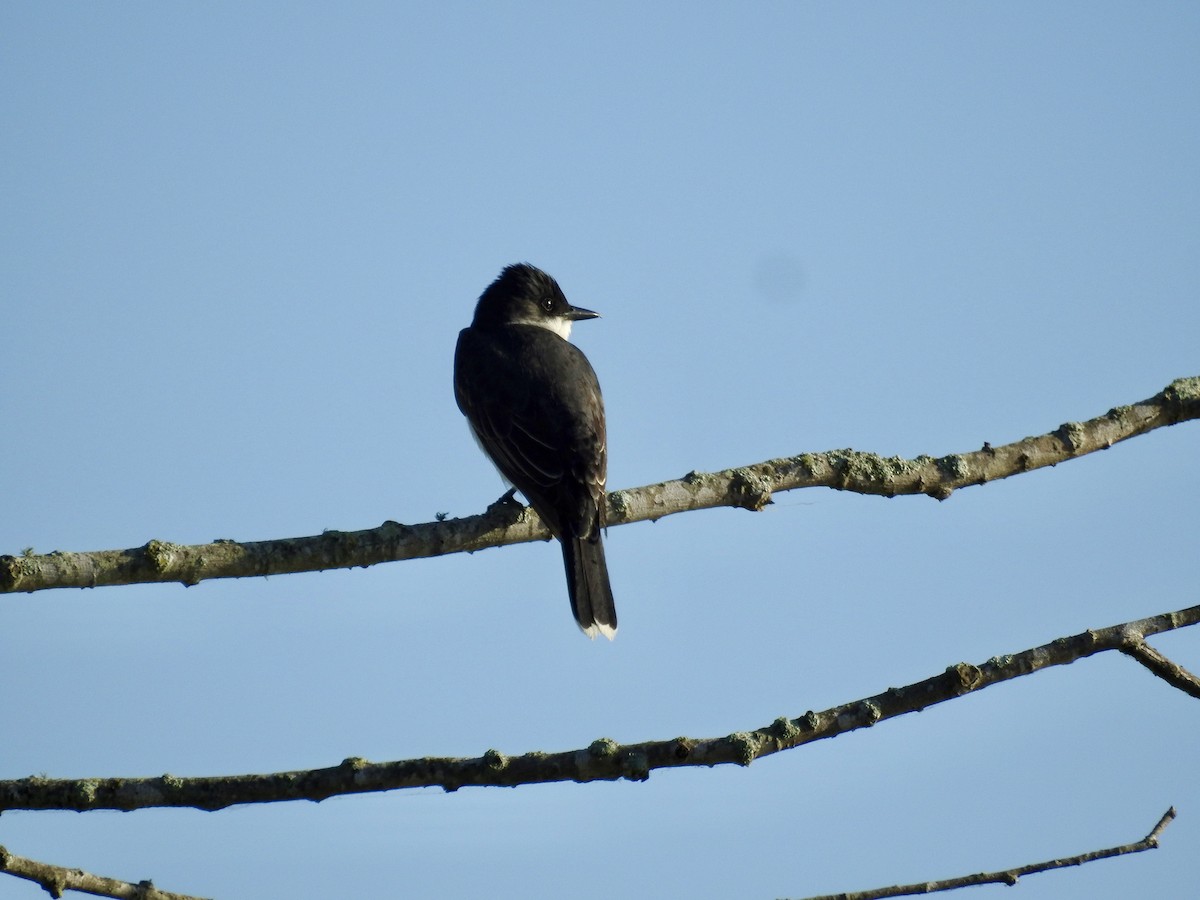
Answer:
xmin=487 ymin=487 xmax=522 ymax=513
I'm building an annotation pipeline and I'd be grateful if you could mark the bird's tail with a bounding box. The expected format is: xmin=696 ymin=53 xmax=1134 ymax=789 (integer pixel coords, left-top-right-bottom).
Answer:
xmin=562 ymin=535 xmax=617 ymax=640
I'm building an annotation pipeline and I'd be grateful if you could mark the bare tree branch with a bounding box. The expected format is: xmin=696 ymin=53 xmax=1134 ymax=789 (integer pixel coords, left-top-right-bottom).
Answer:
xmin=794 ymin=807 xmax=1176 ymax=900
xmin=1121 ymin=640 xmax=1200 ymax=699
xmin=2 ymin=604 xmax=1195 ymax=814
xmin=0 ymin=843 xmax=208 ymax=900
xmin=3 ymin=376 xmax=1196 ymax=595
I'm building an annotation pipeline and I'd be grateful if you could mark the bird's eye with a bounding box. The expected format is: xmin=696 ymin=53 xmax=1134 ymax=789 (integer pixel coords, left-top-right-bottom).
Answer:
xmin=540 ymin=297 xmax=555 ymax=312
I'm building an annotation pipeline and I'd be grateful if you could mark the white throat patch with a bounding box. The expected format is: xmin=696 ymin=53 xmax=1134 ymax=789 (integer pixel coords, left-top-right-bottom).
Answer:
xmin=511 ymin=313 xmax=572 ymax=340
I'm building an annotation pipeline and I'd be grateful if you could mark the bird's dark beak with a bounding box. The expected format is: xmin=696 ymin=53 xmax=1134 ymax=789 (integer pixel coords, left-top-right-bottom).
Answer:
xmin=567 ymin=304 xmax=600 ymax=321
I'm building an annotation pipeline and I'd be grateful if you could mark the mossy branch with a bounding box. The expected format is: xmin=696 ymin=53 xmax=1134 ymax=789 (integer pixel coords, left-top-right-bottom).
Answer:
xmin=2 ymin=603 xmax=1196 ymax=813
xmin=3 ymin=376 xmax=1197 ymax=595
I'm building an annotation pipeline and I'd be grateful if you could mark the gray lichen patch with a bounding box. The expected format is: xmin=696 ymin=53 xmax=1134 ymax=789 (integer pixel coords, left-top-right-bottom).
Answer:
xmin=1167 ymin=375 xmax=1200 ymax=399
xmin=143 ymin=540 xmax=184 ymax=574
xmin=1056 ymin=421 xmax=1088 ymax=453
xmin=830 ymin=450 xmax=924 ymax=484
xmin=935 ymin=454 xmax=971 ymax=480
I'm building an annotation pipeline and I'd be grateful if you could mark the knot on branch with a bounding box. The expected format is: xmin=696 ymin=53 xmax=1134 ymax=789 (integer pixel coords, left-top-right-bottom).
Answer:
xmin=339 ymin=757 xmax=370 ymax=787
xmin=727 ymin=731 xmax=763 ymax=765
xmin=728 ymin=469 xmax=773 ymax=511
xmin=1055 ymin=422 xmax=1087 ymax=453
xmin=143 ymin=540 xmax=180 ymax=575
xmin=482 ymin=749 xmax=508 ymax=771
xmin=860 ymin=700 xmax=883 ymax=725
xmin=606 ymin=490 xmax=631 ymax=522
xmin=838 ymin=700 xmax=883 ymax=729
xmin=72 ymin=779 xmax=100 ymax=807
xmin=947 ymin=662 xmax=983 ymax=691
xmin=587 ymin=738 xmax=619 ymax=759
xmin=1163 ymin=376 xmax=1200 ymax=421
xmin=0 ymin=555 xmax=33 ymax=592
xmin=770 ymin=716 xmax=802 ymax=742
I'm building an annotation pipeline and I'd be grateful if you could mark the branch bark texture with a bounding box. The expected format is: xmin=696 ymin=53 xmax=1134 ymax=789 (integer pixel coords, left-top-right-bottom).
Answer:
xmin=3 ymin=376 xmax=1196 ymax=595
xmin=0 ymin=843 xmax=208 ymax=900
xmin=2 ymin=604 xmax=1195 ymax=814
xmin=796 ymin=807 xmax=1176 ymax=900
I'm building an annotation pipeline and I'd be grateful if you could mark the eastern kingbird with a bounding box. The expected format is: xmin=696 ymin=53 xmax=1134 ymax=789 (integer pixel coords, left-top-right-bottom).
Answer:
xmin=454 ymin=263 xmax=617 ymax=640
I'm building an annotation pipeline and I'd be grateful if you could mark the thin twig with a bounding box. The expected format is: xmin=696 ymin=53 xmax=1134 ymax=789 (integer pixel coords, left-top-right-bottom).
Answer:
xmin=794 ymin=807 xmax=1177 ymax=900
xmin=2 ymin=376 xmax=1197 ymax=594
xmin=2 ymin=605 xmax=1195 ymax=814
xmin=0 ymin=843 xmax=208 ymax=900
xmin=1121 ymin=640 xmax=1200 ymax=699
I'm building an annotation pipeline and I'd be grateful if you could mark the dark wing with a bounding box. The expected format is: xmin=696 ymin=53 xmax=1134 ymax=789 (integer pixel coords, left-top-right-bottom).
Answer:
xmin=456 ymin=324 xmax=614 ymax=637
xmin=454 ymin=325 xmax=606 ymax=540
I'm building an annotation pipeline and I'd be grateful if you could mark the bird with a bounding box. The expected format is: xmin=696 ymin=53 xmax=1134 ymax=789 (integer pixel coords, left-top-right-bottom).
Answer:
xmin=454 ymin=263 xmax=616 ymax=640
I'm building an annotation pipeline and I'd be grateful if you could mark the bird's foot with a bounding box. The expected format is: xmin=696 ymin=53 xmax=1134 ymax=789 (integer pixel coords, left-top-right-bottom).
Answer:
xmin=486 ymin=487 xmax=523 ymax=514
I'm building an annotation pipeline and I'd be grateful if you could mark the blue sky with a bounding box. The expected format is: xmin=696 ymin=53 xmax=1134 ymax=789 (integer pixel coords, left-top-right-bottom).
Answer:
xmin=2 ymin=3 xmax=1198 ymax=898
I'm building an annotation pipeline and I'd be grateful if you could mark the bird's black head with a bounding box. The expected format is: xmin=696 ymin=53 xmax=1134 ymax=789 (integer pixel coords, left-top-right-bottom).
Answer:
xmin=472 ymin=263 xmax=599 ymax=339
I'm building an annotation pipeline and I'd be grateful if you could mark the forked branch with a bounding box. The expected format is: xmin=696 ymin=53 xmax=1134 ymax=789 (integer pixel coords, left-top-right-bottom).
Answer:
xmin=2 ymin=604 xmax=1195 ymax=814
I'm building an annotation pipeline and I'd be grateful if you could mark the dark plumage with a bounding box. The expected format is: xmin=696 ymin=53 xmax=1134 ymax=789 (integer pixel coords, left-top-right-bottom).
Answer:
xmin=454 ymin=264 xmax=616 ymax=639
